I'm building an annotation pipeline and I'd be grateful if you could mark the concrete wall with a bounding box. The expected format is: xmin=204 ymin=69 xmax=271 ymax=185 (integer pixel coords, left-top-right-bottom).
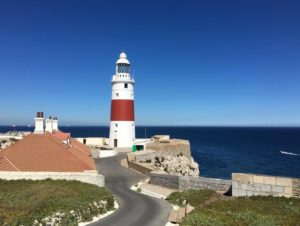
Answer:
xmin=91 ymin=149 xmax=118 ymax=158
xmin=0 ymin=170 xmax=105 ymax=187
xmin=150 ymin=173 xmax=231 ymax=193
xmin=232 ymin=173 xmax=300 ymax=198
xmin=127 ymin=150 xmax=156 ymax=162
xmin=76 ymin=137 xmax=109 ymax=146
xmin=128 ymin=161 xmax=153 ymax=174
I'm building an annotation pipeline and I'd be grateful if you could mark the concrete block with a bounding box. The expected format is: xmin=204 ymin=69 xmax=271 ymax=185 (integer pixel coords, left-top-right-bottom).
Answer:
xmin=168 ymin=210 xmax=178 ymax=223
xmin=241 ymin=183 xmax=248 ymax=190
xmin=232 ymin=173 xmax=253 ymax=183
xmin=253 ymin=175 xmax=264 ymax=184
xmin=246 ymin=191 xmax=253 ymax=196
xmin=261 ymin=184 xmax=272 ymax=192
xmin=284 ymin=186 xmax=293 ymax=195
xmin=246 ymin=184 xmax=255 ymax=191
xmin=263 ymin=176 xmax=276 ymax=185
xmin=253 ymin=184 xmax=262 ymax=191
xmin=185 ymin=204 xmax=195 ymax=214
xmin=231 ymin=180 xmax=239 ymax=189
xmin=253 ymin=191 xmax=261 ymax=196
xmin=177 ymin=208 xmax=186 ymax=223
xmin=283 ymin=193 xmax=293 ymax=198
xmin=232 ymin=188 xmax=246 ymax=197
xmin=276 ymin=177 xmax=293 ymax=187
xmin=271 ymin=185 xmax=284 ymax=193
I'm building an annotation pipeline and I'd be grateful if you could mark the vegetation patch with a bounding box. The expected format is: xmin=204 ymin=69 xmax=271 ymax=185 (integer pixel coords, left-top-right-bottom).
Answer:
xmin=167 ymin=189 xmax=214 ymax=207
xmin=167 ymin=189 xmax=300 ymax=226
xmin=0 ymin=179 xmax=114 ymax=226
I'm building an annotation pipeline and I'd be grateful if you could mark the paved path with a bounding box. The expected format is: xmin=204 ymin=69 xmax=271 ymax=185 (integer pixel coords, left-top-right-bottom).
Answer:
xmin=89 ymin=153 xmax=172 ymax=226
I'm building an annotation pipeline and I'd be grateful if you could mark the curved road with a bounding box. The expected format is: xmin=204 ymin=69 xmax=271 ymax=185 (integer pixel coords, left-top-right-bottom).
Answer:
xmin=90 ymin=153 xmax=172 ymax=226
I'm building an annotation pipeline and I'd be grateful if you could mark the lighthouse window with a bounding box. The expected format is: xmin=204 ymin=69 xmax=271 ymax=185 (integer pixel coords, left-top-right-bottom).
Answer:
xmin=124 ymin=83 xmax=128 ymax=88
xmin=118 ymin=64 xmax=130 ymax=73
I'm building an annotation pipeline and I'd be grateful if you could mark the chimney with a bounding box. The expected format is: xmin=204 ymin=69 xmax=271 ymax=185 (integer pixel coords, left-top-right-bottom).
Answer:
xmin=45 ymin=116 xmax=53 ymax=133
xmin=52 ymin=117 xmax=59 ymax=131
xmin=34 ymin=112 xmax=45 ymax=134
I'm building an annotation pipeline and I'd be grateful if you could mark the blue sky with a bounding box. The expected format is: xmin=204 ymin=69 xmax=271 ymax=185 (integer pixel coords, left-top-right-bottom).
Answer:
xmin=0 ymin=0 xmax=299 ymax=126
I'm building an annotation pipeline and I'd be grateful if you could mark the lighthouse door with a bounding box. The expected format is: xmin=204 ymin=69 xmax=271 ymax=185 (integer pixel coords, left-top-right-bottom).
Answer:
xmin=114 ymin=139 xmax=118 ymax=147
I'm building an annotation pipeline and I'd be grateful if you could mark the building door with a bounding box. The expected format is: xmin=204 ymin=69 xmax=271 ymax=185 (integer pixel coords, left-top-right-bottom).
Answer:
xmin=114 ymin=139 xmax=118 ymax=147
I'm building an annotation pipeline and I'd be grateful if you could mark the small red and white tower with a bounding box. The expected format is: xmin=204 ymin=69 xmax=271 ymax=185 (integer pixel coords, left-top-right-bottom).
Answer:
xmin=109 ymin=52 xmax=135 ymax=148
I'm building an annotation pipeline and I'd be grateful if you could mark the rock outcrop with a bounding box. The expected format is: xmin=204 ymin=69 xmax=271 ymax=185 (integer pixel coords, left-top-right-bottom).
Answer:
xmin=152 ymin=154 xmax=199 ymax=177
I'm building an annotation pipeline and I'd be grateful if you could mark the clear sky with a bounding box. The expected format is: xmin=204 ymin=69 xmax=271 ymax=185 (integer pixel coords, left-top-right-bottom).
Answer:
xmin=0 ymin=0 xmax=299 ymax=126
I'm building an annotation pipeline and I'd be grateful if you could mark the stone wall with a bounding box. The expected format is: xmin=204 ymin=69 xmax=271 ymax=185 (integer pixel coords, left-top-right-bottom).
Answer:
xmin=150 ymin=173 xmax=231 ymax=193
xmin=232 ymin=173 xmax=300 ymax=198
xmin=0 ymin=171 xmax=105 ymax=187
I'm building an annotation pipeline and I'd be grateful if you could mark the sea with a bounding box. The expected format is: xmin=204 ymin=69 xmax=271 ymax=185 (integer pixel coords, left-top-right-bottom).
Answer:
xmin=1 ymin=126 xmax=300 ymax=179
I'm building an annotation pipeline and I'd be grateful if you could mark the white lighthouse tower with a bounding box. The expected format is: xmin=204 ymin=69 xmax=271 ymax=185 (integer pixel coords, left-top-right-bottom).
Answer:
xmin=109 ymin=52 xmax=135 ymax=148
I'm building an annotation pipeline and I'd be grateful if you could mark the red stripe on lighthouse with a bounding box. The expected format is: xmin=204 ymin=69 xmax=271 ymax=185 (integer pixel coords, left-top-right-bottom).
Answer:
xmin=110 ymin=99 xmax=134 ymax=121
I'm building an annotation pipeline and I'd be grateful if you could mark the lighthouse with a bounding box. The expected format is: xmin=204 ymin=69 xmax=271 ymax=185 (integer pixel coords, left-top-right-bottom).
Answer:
xmin=109 ymin=52 xmax=135 ymax=148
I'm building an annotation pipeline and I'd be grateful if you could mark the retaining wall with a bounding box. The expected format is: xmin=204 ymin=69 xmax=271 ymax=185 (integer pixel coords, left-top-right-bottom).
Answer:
xmin=232 ymin=173 xmax=300 ymax=198
xmin=127 ymin=161 xmax=153 ymax=174
xmin=0 ymin=170 xmax=105 ymax=187
xmin=150 ymin=173 xmax=231 ymax=192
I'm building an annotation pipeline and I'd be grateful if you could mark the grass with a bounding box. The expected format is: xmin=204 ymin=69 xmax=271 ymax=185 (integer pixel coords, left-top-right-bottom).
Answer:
xmin=167 ymin=189 xmax=214 ymax=207
xmin=0 ymin=179 xmax=114 ymax=226
xmin=167 ymin=190 xmax=300 ymax=226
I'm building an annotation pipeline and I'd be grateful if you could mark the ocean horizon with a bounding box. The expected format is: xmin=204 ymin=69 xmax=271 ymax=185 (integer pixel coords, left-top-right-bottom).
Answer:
xmin=1 ymin=126 xmax=300 ymax=180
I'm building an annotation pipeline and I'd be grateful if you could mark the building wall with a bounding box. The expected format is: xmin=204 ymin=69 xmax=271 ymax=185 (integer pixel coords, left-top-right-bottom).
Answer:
xmin=76 ymin=137 xmax=109 ymax=146
xmin=0 ymin=171 xmax=105 ymax=187
xmin=232 ymin=173 xmax=300 ymax=198
xmin=150 ymin=173 xmax=231 ymax=192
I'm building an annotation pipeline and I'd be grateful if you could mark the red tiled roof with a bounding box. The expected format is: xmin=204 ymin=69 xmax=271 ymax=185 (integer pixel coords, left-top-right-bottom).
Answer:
xmin=0 ymin=133 xmax=96 ymax=172
xmin=52 ymin=130 xmax=70 ymax=141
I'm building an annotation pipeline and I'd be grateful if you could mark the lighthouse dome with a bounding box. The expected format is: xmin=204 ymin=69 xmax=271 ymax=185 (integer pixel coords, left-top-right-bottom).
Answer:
xmin=116 ymin=52 xmax=130 ymax=65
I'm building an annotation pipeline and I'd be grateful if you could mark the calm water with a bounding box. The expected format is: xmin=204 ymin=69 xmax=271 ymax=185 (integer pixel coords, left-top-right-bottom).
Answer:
xmin=1 ymin=126 xmax=300 ymax=179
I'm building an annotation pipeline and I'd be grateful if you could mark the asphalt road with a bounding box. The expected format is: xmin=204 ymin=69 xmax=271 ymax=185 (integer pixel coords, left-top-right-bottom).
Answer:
xmin=89 ymin=153 xmax=172 ymax=226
